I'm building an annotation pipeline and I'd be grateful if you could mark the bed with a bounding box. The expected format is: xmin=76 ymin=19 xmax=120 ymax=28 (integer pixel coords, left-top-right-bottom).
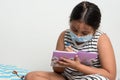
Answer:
xmin=0 ymin=64 xmax=29 ymax=80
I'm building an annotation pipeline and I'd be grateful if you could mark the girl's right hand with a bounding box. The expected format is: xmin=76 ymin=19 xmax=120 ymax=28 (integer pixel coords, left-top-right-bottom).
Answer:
xmin=64 ymin=45 xmax=74 ymax=52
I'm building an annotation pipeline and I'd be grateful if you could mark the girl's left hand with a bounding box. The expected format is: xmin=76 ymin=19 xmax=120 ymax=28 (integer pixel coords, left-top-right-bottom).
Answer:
xmin=57 ymin=55 xmax=81 ymax=69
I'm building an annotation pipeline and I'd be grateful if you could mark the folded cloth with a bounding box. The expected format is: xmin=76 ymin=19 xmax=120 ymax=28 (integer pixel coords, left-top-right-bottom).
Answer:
xmin=0 ymin=64 xmax=29 ymax=80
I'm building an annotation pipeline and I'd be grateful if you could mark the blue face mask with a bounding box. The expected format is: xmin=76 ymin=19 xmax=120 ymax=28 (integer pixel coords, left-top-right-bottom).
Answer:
xmin=70 ymin=31 xmax=93 ymax=43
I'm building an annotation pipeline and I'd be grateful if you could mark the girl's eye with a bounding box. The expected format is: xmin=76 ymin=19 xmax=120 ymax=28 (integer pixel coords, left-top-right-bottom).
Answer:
xmin=82 ymin=31 xmax=89 ymax=35
xmin=71 ymin=26 xmax=78 ymax=32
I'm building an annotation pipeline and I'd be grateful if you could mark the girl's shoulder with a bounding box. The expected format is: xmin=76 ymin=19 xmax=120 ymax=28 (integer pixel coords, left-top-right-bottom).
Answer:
xmin=95 ymin=29 xmax=105 ymax=36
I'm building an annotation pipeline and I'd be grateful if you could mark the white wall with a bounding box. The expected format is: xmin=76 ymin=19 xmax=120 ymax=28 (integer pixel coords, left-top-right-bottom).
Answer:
xmin=0 ymin=0 xmax=120 ymax=77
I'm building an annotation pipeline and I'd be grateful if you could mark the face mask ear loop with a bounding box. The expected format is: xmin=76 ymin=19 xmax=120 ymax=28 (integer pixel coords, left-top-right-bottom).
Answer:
xmin=81 ymin=2 xmax=88 ymax=22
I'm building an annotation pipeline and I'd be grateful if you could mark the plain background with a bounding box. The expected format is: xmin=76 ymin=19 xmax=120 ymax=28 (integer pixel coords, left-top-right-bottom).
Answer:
xmin=0 ymin=0 xmax=120 ymax=78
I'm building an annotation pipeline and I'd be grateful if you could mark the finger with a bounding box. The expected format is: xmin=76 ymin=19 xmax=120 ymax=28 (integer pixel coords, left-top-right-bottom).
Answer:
xmin=74 ymin=55 xmax=80 ymax=62
xmin=65 ymin=47 xmax=73 ymax=52
xmin=60 ymin=57 xmax=71 ymax=63
xmin=67 ymin=46 xmax=73 ymax=50
xmin=57 ymin=60 xmax=68 ymax=66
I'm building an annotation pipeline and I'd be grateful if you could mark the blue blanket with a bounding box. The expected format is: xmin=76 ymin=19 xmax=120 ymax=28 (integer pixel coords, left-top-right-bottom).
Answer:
xmin=0 ymin=64 xmax=29 ymax=80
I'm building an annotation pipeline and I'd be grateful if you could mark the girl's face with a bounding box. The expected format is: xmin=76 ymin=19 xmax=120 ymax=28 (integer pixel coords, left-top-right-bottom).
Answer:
xmin=70 ymin=20 xmax=95 ymax=36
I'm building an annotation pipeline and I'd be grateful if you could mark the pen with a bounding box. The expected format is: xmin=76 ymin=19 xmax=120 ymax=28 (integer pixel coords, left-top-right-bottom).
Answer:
xmin=66 ymin=42 xmax=71 ymax=46
xmin=65 ymin=42 xmax=74 ymax=52
xmin=65 ymin=42 xmax=77 ymax=52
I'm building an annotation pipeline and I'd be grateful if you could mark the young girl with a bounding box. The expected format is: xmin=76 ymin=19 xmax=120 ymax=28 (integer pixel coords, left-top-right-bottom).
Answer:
xmin=25 ymin=1 xmax=116 ymax=80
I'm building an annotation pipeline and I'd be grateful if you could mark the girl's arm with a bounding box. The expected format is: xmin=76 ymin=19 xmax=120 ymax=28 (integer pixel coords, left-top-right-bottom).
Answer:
xmin=74 ymin=34 xmax=116 ymax=80
xmin=57 ymin=33 xmax=116 ymax=80
xmin=53 ymin=31 xmax=66 ymax=73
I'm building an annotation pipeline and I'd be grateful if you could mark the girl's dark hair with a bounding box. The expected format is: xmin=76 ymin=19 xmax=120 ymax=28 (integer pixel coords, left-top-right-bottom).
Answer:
xmin=70 ymin=1 xmax=101 ymax=30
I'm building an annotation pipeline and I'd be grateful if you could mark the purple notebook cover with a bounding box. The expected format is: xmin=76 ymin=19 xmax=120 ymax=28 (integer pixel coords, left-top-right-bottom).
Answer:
xmin=51 ymin=50 xmax=98 ymax=67
xmin=77 ymin=51 xmax=97 ymax=65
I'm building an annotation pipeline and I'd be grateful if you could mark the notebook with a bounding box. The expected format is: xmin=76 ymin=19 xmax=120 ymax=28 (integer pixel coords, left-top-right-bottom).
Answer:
xmin=51 ymin=50 xmax=98 ymax=67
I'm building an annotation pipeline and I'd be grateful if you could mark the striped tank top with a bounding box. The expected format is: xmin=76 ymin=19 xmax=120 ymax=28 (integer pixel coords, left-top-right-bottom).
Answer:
xmin=63 ymin=29 xmax=104 ymax=76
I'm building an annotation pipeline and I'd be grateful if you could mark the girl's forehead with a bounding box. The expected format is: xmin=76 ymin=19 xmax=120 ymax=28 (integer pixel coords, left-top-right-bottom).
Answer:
xmin=70 ymin=21 xmax=92 ymax=29
xmin=70 ymin=21 xmax=94 ymax=33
